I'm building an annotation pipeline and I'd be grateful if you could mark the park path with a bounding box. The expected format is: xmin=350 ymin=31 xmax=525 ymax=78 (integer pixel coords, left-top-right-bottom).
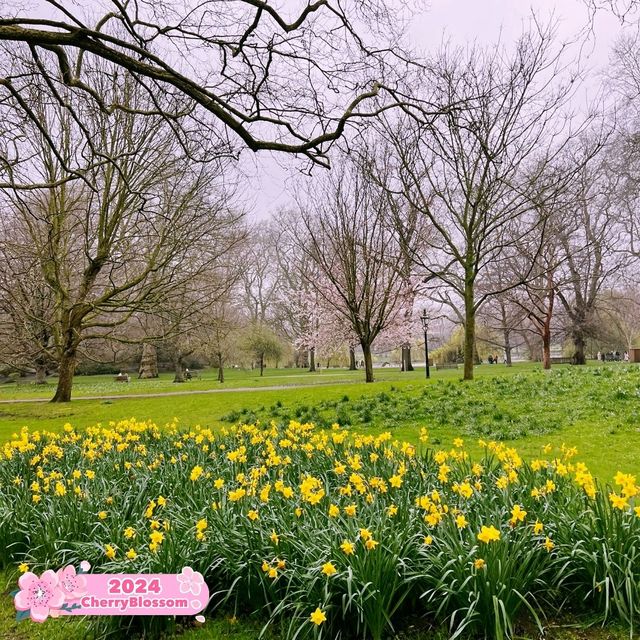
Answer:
xmin=0 ymin=378 xmax=358 ymax=404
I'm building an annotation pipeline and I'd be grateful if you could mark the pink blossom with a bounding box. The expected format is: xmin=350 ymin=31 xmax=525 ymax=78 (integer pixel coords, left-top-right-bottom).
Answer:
xmin=56 ymin=565 xmax=87 ymax=600
xmin=14 ymin=570 xmax=65 ymax=622
xmin=79 ymin=560 xmax=91 ymax=572
xmin=177 ymin=566 xmax=205 ymax=596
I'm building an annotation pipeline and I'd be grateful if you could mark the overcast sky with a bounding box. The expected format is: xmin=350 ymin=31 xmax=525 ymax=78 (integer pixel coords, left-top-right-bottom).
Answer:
xmin=244 ymin=0 xmax=630 ymax=220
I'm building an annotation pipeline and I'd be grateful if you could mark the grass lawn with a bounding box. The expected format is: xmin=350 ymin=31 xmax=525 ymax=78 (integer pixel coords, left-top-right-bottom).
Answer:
xmin=0 ymin=362 xmax=638 ymax=480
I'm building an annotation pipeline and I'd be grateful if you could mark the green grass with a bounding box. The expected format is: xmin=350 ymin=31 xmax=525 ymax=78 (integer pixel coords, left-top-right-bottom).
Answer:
xmin=1 ymin=363 xmax=638 ymax=480
xmin=0 ymin=363 xmax=529 ymax=401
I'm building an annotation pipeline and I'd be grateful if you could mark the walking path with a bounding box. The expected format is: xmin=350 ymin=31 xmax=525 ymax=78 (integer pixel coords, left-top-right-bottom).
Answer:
xmin=0 ymin=378 xmax=359 ymax=404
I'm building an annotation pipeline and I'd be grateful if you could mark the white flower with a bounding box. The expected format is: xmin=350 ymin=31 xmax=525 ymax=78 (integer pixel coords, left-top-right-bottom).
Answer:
xmin=177 ymin=566 xmax=204 ymax=596
xmin=79 ymin=560 xmax=91 ymax=573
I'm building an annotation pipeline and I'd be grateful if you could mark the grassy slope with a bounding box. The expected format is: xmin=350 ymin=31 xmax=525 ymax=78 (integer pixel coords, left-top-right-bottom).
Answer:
xmin=1 ymin=363 xmax=638 ymax=480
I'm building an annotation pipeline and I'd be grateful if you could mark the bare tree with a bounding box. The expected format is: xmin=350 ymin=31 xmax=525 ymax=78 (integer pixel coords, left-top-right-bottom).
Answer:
xmin=0 ymin=1 xmax=418 ymax=170
xmin=0 ymin=66 xmax=242 ymax=401
xmin=382 ymin=23 xmax=597 ymax=380
xmin=597 ymin=285 xmax=640 ymax=352
xmin=0 ymin=220 xmax=55 ymax=382
xmin=294 ymin=153 xmax=410 ymax=383
xmin=240 ymin=222 xmax=282 ymax=325
xmin=554 ymin=160 xmax=626 ymax=364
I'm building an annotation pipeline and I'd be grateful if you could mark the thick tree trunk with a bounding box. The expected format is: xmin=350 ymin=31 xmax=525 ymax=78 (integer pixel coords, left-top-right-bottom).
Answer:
xmin=309 ymin=346 xmax=316 ymax=372
xmin=573 ymin=328 xmax=586 ymax=365
xmin=217 ymin=352 xmax=224 ymax=383
xmin=138 ymin=343 xmax=159 ymax=379
xmin=400 ymin=346 xmax=414 ymax=372
xmin=173 ymin=356 xmax=185 ymax=383
xmin=51 ymin=350 xmax=77 ymax=402
xmin=35 ymin=363 xmax=47 ymax=385
xmin=463 ymin=283 xmax=475 ymax=381
xmin=362 ymin=341 xmax=374 ymax=383
xmin=349 ymin=348 xmax=357 ymax=370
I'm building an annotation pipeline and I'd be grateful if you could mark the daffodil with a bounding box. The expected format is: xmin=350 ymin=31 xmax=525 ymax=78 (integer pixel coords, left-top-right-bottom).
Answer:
xmin=340 ymin=540 xmax=355 ymax=555
xmin=310 ymin=607 xmax=326 ymax=626
xmin=477 ymin=525 xmax=501 ymax=544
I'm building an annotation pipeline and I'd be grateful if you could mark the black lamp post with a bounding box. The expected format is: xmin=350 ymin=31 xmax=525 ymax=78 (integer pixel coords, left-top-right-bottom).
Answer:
xmin=420 ymin=309 xmax=430 ymax=379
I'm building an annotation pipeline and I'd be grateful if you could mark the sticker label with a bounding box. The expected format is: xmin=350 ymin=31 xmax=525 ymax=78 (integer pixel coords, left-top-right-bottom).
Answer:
xmin=13 ymin=564 xmax=208 ymax=621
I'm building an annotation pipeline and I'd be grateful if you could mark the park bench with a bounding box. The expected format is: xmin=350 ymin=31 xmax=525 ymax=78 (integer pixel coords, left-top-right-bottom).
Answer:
xmin=435 ymin=363 xmax=458 ymax=370
xmin=113 ymin=373 xmax=130 ymax=383
xmin=550 ymin=357 xmax=573 ymax=365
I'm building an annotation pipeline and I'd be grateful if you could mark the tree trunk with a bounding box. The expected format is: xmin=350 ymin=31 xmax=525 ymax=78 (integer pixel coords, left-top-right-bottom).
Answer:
xmin=138 ymin=342 xmax=159 ymax=379
xmin=309 ymin=346 xmax=316 ymax=372
xmin=362 ymin=341 xmax=374 ymax=383
xmin=542 ymin=329 xmax=551 ymax=370
xmin=573 ymin=328 xmax=586 ymax=365
xmin=51 ymin=350 xmax=76 ymax=402
xmin=173 ymin=356 xmax=185 ymax=383
xmin=400 ymin=346 xmax=414 ymax=372
xmin=35 ymin=363 xmax=47 ymax=385
xmin=349 ymin=348 xmax=357 ymax=370
xmin=503 ymin=328 xmax=512 ymax=366
xmin=463 ymin=282 xmax=475 ymax=381
xmin=217 ymin=352 xmax=224 ymax=383
xmin=259 ymin=353 xmax=264 ymax=376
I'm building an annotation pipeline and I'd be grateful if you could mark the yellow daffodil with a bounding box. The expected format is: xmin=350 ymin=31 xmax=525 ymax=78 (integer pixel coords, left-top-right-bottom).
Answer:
xmin=310 ymin=607 xmax=326 ymax=626
xmin=190 ymin=465 xmax=204 ymax=482
xmin=340 ymin=540 xmax=355 ymax=555
xmin=477 ymin=525 xmax=501 ymax=544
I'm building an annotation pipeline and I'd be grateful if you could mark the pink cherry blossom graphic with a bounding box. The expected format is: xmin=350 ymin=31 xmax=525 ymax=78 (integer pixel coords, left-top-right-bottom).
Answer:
xmin=56 ymin=565 xmax=87 ymax=600
xmin=14 ymin=570 xmax=65 ymax=622
xmin=177 ymin=567 xmax=204 ymax=596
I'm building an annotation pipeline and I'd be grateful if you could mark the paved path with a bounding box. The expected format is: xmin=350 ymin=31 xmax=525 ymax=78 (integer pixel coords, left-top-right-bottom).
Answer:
xmin=0 ymin=378 xmax=358 ymax=404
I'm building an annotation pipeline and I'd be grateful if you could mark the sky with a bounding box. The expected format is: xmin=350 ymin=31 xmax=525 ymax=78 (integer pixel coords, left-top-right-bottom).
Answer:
xmin=243 ymin=0 xmax=631 ymax=220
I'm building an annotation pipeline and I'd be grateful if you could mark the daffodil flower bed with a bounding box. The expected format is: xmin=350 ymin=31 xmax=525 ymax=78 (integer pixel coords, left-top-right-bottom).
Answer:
xmin=1 ymin=419 xmax=639 ymax=640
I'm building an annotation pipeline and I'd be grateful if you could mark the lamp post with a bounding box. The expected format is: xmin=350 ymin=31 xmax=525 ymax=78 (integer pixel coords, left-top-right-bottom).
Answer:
xmin=420 ymin=309 xmax=430 ymax=379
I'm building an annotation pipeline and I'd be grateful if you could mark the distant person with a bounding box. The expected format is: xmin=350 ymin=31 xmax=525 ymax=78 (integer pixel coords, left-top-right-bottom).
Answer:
xmin=488 ymin=354 xmax=494 ymax=364
xmin=624 ymin=351 xmax=630 ymax=362
xmin=494 ymin=353 xmax=499 ymax=364
xmin=597 ymin=351 xmax=601 ymax=362
xmin=185 ymin=368 xmax=192 ymax=380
